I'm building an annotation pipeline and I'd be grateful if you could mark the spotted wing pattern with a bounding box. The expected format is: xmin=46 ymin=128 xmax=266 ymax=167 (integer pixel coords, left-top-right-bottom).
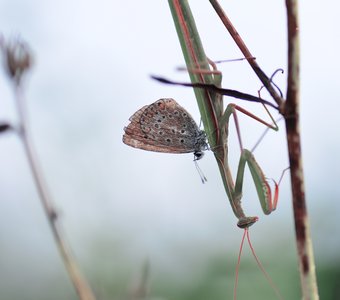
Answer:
xmin=123 ymin=98 xmax=206 ymax=154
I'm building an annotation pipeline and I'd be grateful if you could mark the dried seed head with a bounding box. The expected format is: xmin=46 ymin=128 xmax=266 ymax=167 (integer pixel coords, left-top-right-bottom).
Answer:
xmin=1 ymin=36 xmax=33 ymax=85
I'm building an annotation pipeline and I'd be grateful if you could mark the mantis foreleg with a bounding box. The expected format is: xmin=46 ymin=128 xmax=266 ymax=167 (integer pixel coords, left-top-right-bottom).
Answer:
xmin=218 ymin=103 xmax=279 ymax=228
xmin=186 ymin=59 xmax=281 ymax=228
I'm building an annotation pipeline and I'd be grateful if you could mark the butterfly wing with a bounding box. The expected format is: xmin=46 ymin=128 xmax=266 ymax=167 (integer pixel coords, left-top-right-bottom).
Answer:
xmin=123 ymin=98 xmax=203 ymax=154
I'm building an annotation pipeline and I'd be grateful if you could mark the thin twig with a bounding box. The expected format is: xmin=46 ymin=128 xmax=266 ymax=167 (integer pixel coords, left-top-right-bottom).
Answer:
xmin=151 ymin=75 xmax=279 ymax=110
xmin=14 ymin=85 xmax=96 ymax=300
xmin=208 ymin=0 xmax=285 ymax=111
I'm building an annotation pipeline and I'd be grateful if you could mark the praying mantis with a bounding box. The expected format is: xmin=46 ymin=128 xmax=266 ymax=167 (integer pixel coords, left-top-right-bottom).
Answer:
xmin=154 ymin=59 xmax=282 ymax=229
xmin=163 ymin=0 xmax=286 ymax=231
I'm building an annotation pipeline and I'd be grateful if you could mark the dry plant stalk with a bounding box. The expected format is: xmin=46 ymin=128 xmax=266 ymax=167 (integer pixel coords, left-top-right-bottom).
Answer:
xmin=285 ymin=1 xmax=319 ymax=298
xmin=0 ymin=36 xmax=96 ymax=300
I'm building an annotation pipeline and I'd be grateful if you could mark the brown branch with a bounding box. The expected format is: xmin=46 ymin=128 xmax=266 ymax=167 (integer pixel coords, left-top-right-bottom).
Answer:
xmin=284 ymin=0 xmax=319 ymax=299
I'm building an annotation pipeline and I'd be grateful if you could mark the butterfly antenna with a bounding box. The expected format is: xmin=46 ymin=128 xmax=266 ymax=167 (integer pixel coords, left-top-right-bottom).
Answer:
xmin=246 ymin=229 xmax=284 ymax=300
xmin=194 ymin=160 xmax=207 ymax=183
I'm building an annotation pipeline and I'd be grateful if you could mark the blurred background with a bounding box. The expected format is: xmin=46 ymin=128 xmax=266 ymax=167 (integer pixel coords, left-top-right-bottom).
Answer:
xmin=0 ymin=1 xmax=339 ymax=299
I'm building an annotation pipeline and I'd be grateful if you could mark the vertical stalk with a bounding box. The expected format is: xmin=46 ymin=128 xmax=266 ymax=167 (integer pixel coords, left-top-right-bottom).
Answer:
xmin=168 ymin=0 xmax=219 ymax=147
xmin=14 ymin=85 xmax=96 ymax=300
xmin=167 ymin=0 xmax=246 ymax=222
xmin=284 ymin=1 xmax=319 ymax=299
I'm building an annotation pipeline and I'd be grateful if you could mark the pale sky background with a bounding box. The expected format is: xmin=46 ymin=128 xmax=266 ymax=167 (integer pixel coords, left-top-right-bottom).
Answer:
xmin=0 ymin=1 xmax=339 ymax=299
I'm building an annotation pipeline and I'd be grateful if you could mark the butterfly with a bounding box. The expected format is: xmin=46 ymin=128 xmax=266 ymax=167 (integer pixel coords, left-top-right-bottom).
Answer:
xmin=123 ymin=98 xmax=208 ymax=161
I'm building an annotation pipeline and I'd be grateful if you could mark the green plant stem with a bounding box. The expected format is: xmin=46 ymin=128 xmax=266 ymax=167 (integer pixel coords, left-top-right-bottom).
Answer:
xmin=284 ymin=1 xmax=319 ymax=299
xmin=14 ymin=85 xmax=96 ymax=300
xmin=168 ymin=0 xmax=219 ymax=148
xmin=168 ymin=0 xmax=243 ymax=221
